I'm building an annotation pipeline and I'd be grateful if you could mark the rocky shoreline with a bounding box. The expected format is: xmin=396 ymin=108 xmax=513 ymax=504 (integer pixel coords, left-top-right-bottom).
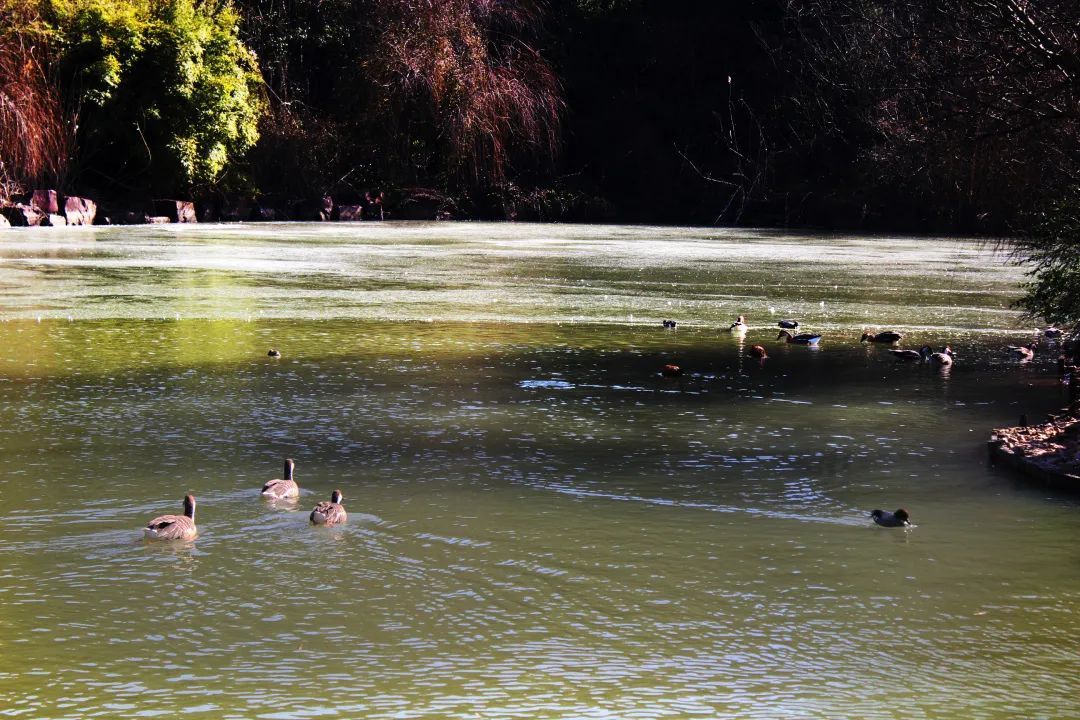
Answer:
xmin=989 ymin=405 xmax=1080 ymax=490
xmin=0 ymin=187 xmax=460 ymax=228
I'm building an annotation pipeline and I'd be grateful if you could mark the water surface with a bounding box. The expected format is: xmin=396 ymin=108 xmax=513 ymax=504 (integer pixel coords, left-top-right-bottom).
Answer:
xmin=1 ymin=223 xmax=1077 ymax=718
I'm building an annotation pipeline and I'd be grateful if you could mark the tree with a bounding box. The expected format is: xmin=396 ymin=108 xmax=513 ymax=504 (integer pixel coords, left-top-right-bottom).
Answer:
xmin=47 ymin=0 xmax=265 ymax=195
xmin=781 ymin=0 xmax=1080 ymax=232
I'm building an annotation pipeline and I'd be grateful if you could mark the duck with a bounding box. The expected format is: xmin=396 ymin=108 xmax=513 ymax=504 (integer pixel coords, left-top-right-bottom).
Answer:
xmin=661 ymin=363 xmax=684 ymax=377
xmin=267 ymin=348 xmax=281 ymax=358
xmin=729 ymin=315 xmax=748 ymax=333
xmin=1007 ymin=341 xmax=1038 ymax=360
xmin=1043 ymin=327 xmax=1063 ymax=339
xmin=662 ymin=319 xmax=678 ymax=329
xmin=144 ymin=495 xmax=198 ymax=540
xmin=261 ymin=458 xmax=299 ymax=499
xmin=777 ymin=329 xmax=822 ymax=346
xmin=861 ymin=331 xmax=903 ymax=344
xmin=888 ymin=348 xmax=923 ymax=361
xmin=920 ymin=345 xmax=953 ymax=366
xmin=748 ymin=345 xmax=768 ymax=359
xmin=310 ymin=489 xmax=347 ymax=526
xmin=777 ymin=319 xmax=800 ymax=329
xmin=871 ymin=508 xmax=910 ymax=528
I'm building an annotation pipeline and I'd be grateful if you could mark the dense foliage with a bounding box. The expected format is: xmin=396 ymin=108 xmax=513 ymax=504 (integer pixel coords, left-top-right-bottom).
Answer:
xmin=47 ymin=0 xmax=264 ymax=194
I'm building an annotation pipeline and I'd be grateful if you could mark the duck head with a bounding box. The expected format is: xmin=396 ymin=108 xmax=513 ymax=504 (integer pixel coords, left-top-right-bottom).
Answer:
xmin=331 ymin=489 xmax=344 ymax=504
xmin=183 ymin=494 xmax=196 ymax=520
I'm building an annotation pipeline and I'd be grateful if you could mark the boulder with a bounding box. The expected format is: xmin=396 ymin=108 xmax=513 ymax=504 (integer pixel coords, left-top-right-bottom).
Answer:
xmin=146 ymin=216 xmax=172 ymax=224
xmin=1 ymin=204 xmax=44 ymax=226
xmin=337 ymin=204 xmax=363 ymax=221
xmin=31 ymin=189 xmax=59 ymax=214
xmin=63 ymin=196 xmax=97 ymax=226
xmin=43 ymin=213 xmax=67 ymax=227
xmin=0 ymin=213 xmax=9 ymax=228
xmin=152 ymin=199 xmax=197 ymax=223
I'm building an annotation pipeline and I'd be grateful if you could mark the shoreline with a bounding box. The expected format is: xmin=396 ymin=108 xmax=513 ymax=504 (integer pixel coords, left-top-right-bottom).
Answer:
xmin=989 ymin=406 xmax=1080 ymax=490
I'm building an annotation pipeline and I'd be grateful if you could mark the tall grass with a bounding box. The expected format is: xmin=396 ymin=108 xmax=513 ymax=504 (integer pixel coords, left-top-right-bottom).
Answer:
xmin=0 ymin=1 xmax=68 ymax=202
xmin=369 ymin=0 xmax=563 ymax=184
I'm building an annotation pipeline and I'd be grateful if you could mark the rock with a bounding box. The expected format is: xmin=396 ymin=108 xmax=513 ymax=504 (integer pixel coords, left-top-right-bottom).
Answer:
xmin=1 ymin=204 xmax=44 ymax=226
xmin=337 ymin=204 xmax=363 ymax=221
xmin=0 ymin=213 xmax=9 ymax=228
xmin=989 ymin=412 xmax=1080 ymax=491
xmin=31 ymin=189 xmax=58 ymax=214
xmin=153 ymin=199 xmax=197 ymax=223
xmin=63 ymin=196 xmax=97 ymax=226
xmin=43 ymin=213 xmax=67 ymax=227
xmin=146 ymin=216 xmax=172 ymax=224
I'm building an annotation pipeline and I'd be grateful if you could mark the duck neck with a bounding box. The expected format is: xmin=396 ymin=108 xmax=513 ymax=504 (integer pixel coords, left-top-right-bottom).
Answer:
xmin=284 ymin=460 xmax=294 ymax=481
xmin=184 ymin=496 xmax=195 ymax=520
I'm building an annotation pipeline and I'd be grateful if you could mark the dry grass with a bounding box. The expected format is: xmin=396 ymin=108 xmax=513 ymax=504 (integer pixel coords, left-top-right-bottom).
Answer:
xmin=369 ymin=0 xmax=563 ymax=184
xmin=0 ymin=1 xmax=68 ymax=202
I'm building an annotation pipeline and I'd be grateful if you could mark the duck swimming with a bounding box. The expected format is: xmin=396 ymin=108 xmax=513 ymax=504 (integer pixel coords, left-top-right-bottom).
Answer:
xmin=871 ymin=508 xmax=910 ymax=527
xmin=661 ymin=363 xmax=684 ymax=377
xmin=888 ymin=348 xmax=923 ymax=361
xmin=1007 ymin=342 xmax=1038 ymax=360
xmin=861 ymin=331 xmax=903 ymax=344
xmin=267 ymin=348 xmax=281 ymax=358
xmin=662 ymin=319 xmax=678 ymax=329
xmin=777 ymin=319 xmax=800 ymax=329
xmin=144 ymin=495 xmax=198 ymax=540
xmin=261 ymin=458 xmax=299 ymax=499
xmin=310 ymin=489 xmax=347 ymax=526
xmin=777 ymin=329 xmax=822 ymax=345
xmin=920 ymin=345 xmax=953 ymax=366
xmin=748 ymin=345 xmax=768 ymax=359
xmin=729 ymin=315 xmax=748 ymax=333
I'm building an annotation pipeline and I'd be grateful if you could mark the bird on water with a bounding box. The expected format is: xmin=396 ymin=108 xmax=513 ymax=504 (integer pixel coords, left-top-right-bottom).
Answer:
xmin=144 ymin=495 xmax=198 ymax=540
xmin=310 ymin=489 xmax=347 ymax=526
xmin=261 ymin=458 xmax=300 ymax=499
xmin=871 ymin=508 xmax=911 ymax=528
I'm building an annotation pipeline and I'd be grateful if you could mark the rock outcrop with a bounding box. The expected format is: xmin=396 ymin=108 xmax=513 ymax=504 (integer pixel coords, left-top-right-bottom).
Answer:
xmin=64 ymin=196 xmax=98 ymax=226
xmin=989 ymin=411 xmax=1080 ymax=489
xmin=1 ymin=204 xmax=44 ymax=226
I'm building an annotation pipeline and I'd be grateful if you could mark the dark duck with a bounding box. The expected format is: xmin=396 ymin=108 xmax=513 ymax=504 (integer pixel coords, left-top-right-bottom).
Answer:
xmin=871 ymin=508 xmax=911 ymax=527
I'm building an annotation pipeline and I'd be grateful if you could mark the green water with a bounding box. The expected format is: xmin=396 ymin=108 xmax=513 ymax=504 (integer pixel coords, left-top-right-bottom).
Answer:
xmin=1 ymin=223 xmax=1078 ymax=718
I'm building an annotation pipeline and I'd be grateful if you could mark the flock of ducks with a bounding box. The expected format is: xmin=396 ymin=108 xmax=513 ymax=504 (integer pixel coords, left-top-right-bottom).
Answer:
xmin=659 ymin=315 xmax=1067 ymax=373
xmin=142 ymin=458 xmax=345 ymax=541
xmin=142 ymin=462 xmax=912 ymax=538
xmin=149 ymin=324 xmax=1072 ymax=541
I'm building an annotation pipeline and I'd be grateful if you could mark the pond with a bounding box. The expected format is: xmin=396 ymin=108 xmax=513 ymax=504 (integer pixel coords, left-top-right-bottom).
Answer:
xmin=0 ymin=223 xmax=1077 ymax=718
